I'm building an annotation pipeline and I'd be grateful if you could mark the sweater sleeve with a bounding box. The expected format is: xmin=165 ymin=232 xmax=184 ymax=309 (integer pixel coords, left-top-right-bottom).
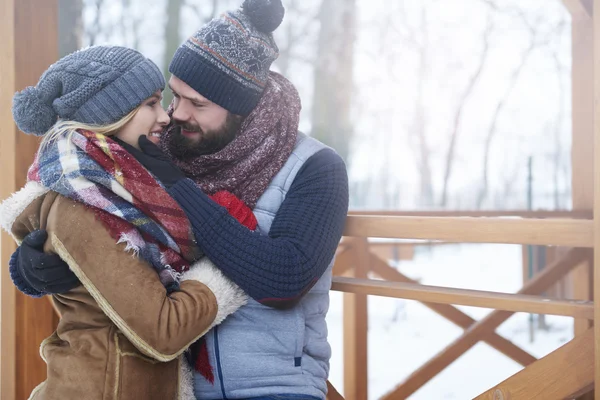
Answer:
xmin=168 ymin=148 xmax=349 ymax=308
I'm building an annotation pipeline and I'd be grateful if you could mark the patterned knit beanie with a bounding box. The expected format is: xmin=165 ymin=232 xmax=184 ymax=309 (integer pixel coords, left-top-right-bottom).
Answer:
xmin=12 ymin=45 xmax=165 ymax=136
xmin=169 ymin=0 xmax=285 ymax=116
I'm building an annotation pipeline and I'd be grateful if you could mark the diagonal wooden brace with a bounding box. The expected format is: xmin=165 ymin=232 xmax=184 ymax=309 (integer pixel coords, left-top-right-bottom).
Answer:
xmin=380 ymin=248 xmax=591 ymax=400
xmin=368 ymin=252 xmax=537 ymax=367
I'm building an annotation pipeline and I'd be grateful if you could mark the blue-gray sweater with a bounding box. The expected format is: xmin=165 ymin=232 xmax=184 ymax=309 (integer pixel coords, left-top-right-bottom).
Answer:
xmin=168 ymin=134 xmax=349 ymax=399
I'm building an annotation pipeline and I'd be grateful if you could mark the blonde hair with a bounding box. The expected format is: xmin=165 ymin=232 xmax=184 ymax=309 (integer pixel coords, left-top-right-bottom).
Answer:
xmin=40 ymin=105 xmax=142 ymax=151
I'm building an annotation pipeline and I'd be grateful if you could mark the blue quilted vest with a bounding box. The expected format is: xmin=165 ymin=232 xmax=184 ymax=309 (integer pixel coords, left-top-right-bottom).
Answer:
xmin=193 ymin=133 xmax=334 ymax=399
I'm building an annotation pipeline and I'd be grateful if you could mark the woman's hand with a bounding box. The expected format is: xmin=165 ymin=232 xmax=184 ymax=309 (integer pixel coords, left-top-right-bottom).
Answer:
xmin=116 ymin=136 xmax=186 ymax=188
xmin=13 ymin=230 xmax=80 ymax=295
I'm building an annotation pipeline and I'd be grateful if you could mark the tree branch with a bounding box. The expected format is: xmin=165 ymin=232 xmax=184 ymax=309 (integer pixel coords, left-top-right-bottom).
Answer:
xmin=439 ymin=15 xmax=493 ymax=207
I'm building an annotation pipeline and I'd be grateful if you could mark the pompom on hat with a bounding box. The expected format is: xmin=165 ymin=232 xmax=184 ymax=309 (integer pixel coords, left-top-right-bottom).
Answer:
xmin=169 ymin=0 xmax=285 ymax=116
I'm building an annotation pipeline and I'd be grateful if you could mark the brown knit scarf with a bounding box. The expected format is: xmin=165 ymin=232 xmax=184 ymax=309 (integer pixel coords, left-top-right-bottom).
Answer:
xmin=160 ymin=71 xmax=300 ymax=208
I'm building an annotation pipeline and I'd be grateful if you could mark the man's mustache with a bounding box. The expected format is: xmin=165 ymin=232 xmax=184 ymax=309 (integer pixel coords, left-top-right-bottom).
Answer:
xmin=174 ymin=121 xmax=202 ymax=134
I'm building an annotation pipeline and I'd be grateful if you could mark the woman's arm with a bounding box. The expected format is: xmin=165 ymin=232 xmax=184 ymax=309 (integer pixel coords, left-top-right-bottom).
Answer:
xmin=29 ymin=194 xmax=246 ymax=362
xmin=168 ymin=148 xmax=349 ymax=308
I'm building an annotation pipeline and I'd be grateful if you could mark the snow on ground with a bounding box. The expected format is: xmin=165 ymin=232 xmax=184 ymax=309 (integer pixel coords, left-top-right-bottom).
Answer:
xmin=326 ymin=244 xmax=573 ymax=399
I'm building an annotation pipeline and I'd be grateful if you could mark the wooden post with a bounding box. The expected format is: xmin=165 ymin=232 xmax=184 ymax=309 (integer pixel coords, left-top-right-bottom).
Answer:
xmin=0 ymin=1 xmax=59 ymax=399
xmin=343 ymin=238 xmax=369 ymax=400
xmin=593 ymin=1 xmax=600 ymax=398
xmin=0 ymin=2 xmax=17 ymax=398
xmin=564 ymin=0 xmax=596 ymax=338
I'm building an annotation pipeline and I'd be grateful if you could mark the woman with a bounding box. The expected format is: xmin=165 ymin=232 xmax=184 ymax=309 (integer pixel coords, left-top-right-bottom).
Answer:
xmin=0 ymin=46 xmax=249 ymax=400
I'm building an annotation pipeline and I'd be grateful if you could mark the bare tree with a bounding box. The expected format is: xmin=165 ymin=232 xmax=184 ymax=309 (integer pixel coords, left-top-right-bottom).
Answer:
xmin=119 ymin=0 xmax=129 ymax=45
xmin=367 ymin=0 xmax=435 ymax=208
xmin=405 ymin=5 xmax=435 ymax=207
xmin=439 ymin=16 xmax=493 ymax=207
xmin=163 ymin=0 xmax=184 ymax=105
xmin=86 ymin=0 xmax=105 ymax=46
xmin=276 ymin=0 xmax=319 ymax=76
xmin=161 ymin=0 xmax=225 ymax=105
xmin=59 ymin=0 xmax=84 ymax=56
xmin=184 ymin=0 xmax=219 ymax=23
xmin=550 ymin=21 xmax=568 ymax=209
xmin=311 ymin=0 xmax=358 ymax=164
xmin=475 ymin=12 xmax=542 ymax=209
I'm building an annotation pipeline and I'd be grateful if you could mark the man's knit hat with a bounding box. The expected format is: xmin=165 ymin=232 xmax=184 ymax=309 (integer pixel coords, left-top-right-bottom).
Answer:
xmin=169 ymin=0 xmax=285 ymax=116
xmin=12 ymin=45 xmax=165 ymax=136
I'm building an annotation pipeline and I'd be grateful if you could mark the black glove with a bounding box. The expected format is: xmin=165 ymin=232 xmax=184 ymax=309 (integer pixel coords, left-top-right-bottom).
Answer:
xmin=16 ymin=230 xmax=81 ymax=294
xmin=114 ymin=136 xmax=186 ymax=188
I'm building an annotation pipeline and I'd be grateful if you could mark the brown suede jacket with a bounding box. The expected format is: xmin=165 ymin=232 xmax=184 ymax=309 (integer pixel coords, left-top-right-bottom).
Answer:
xmin=0 ymin=182 xmax=247 ymax=400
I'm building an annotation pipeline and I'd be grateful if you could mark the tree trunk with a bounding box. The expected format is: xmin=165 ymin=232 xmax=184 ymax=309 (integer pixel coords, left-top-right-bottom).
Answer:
xmin=311 ymin=0 xmax=358 ymax=165
xmin=58 ymin=0 xmax=83 ymax=57
xmin=476 ymin=41 xmax=535 ymax=209
xmin=439 ymin=19 xmax=492 ymax=208
xmin=163 ymin=0 xmax=183 ymax=106
xmin=413 ymin=7 xmax=434 ymax=208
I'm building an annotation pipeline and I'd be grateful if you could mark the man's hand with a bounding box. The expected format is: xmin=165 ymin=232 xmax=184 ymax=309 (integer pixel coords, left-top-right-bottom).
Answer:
xmin=116 ymin=136 xmax=186 ymax=188
xmin=16 ymin=230 xmax=80 ymax=294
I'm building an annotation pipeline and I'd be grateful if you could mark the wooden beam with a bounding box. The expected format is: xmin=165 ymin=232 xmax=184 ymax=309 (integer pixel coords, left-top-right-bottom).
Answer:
xmin=343 ymin=216 xmax=594 ymax=247
xmin=593 ymin=1 xmax=600 ymax=398
xmin=0 ymin=0 xmax=17 ymax=398
xmin=379 ymin=248 xmax=589 ymax=400
xmin=567 ymin=0 xmax=596 ymax=344
xmin=343 ymin=238 xmax=368 ymax=400
xmin=0 ymin=1 xmax=60 ymax=399
xmin=348 ymin=209 xmax=592 ymax=219
xmin=474 ymin=329 xmax=594 ymax=400
xmin=369 ymin=253 xmax=536 ymax=366
xmin=332 ymin=277 xmax=593 ymax=318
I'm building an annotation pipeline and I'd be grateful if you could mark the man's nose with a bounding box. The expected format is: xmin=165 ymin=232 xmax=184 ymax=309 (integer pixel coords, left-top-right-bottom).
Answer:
xmin=172 ymin=102 xmax=190 ymax=122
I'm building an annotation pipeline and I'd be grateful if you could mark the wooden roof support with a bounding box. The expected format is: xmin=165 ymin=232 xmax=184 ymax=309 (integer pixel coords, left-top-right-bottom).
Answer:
xmin=0 ymin=2 xmax=17 ymax=398
xmin=0 ymin=1 xmax=59 ymax=399
xmin=593 ymin=0 xmax=600 ymax=397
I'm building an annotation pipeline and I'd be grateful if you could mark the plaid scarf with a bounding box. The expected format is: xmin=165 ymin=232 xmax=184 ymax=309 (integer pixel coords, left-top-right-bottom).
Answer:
xmin=27 ymin=129 xmax=201 ymax=292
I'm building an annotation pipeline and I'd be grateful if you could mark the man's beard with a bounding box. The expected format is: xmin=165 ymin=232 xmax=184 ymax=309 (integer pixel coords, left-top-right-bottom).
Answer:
xmin=167 ymin=113 xmax=243 ymax=160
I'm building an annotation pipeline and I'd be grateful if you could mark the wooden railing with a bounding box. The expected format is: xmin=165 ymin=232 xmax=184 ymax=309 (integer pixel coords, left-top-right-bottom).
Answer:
xmin=326 ymin=211 xmax=595 ymax=400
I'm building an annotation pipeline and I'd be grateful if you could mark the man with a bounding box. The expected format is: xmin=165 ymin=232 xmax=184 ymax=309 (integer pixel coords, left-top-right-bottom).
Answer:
xmin=10 ymin=0 xmax=349 ymax=399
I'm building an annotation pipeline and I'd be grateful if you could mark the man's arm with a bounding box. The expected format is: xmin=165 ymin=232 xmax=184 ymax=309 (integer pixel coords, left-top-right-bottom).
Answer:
xmin=168 ymin=148 xmax=349 ymax=308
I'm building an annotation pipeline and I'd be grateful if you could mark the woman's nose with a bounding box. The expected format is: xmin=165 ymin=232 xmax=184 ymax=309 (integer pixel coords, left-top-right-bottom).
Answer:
xmin=158 ymin=108 xmax=170 ymax=126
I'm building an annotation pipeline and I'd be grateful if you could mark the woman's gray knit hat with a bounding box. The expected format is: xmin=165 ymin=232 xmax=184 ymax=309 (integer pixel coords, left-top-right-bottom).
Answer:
xmin=12 ymin=45 xmax=165 ymax=136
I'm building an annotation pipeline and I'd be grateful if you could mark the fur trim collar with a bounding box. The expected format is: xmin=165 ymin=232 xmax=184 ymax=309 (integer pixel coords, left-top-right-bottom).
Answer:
xmin=179 ymin=355 xmax=196 ymax=400
xmin=0 ymin=181 xmax=49 ymax=239
xmin=180 ymin=258 xmax=247 ymax=326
